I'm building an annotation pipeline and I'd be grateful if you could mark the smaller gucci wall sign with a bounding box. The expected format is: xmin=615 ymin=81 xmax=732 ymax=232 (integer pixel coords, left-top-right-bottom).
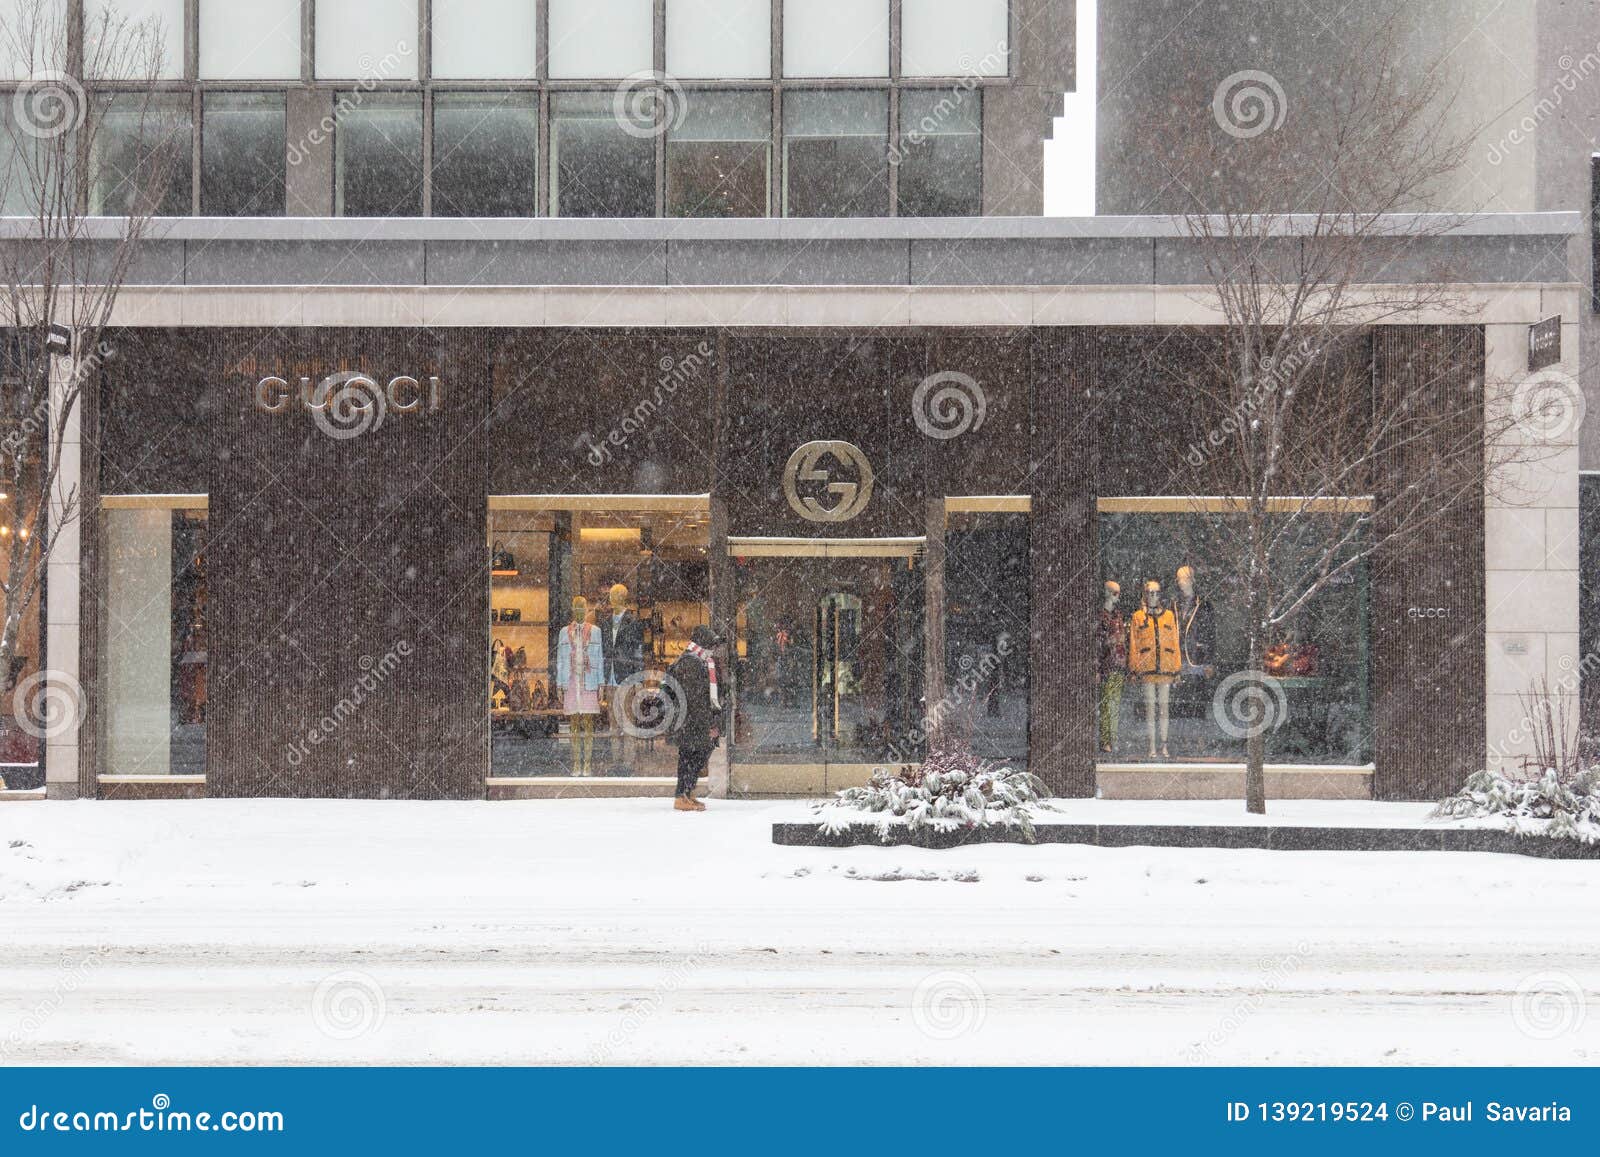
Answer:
xmin=255 ymin=372 xmax=443 ymax=440
xmin=783 ymin=440 xmax=875 ymax=523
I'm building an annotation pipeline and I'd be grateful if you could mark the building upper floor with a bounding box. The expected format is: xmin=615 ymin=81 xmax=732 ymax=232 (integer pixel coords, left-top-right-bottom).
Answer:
xmin=0 ymin=0 xmax=1075 ymax=219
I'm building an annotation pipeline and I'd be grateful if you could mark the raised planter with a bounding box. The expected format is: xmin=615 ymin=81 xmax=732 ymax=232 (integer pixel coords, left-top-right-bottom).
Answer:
xmin=772 ymin=821 xmax=1600 ymax=859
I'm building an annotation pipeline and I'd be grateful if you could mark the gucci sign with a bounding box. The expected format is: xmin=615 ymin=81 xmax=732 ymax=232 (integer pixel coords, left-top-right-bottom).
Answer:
xmin=254 ymin=372 xmax=443 ymax=440
xmin=783 ymin=440 xmax=875 ymax=523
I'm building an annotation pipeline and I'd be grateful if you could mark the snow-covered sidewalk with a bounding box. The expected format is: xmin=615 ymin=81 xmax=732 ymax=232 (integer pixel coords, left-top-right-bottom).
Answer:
xmin=2 ymin=798 xmax=1597 ymax=1065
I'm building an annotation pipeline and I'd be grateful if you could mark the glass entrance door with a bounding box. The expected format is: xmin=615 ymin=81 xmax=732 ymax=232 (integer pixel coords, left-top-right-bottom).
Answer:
xmin=731 ymin=548 xmax=924 ymax=792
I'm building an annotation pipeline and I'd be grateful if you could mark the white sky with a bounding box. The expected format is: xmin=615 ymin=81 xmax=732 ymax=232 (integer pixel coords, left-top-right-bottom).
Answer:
xmin=1042 ymin=0 xmax=1096 ymax=216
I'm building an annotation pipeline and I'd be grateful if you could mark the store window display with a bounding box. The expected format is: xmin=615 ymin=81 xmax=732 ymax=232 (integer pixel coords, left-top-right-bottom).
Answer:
xmin=1097 ymin=505 xmax=1371 ymax=766
xmin=99 ymin=502 xmax=208 ymax=777
xmin=488 ymin=503 xmax=711 ymax=778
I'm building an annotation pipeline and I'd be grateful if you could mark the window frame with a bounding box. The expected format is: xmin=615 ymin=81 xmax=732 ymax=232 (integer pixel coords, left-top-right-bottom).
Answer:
xmin=0 ymin=1 xmax=1015 ymax=218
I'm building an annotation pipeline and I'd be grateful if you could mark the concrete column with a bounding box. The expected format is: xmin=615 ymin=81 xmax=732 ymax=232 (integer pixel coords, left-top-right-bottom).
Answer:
xmin=1483 ymin=293 xmax=1584 ymax=771
xmin=286 ymin=88 xmax=336 ymax=217
xmin=44 ymin=348 xmax=81 ymax=799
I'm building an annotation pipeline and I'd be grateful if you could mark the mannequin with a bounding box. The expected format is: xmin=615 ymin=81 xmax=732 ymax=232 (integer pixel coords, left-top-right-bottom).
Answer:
xmin=600 ymin=582 xmax=645 ymax=771
xmin=556 ymin=596 xmax=604 ymax=775
xmin=1127 ymin=580 xmax=1181 ymax=759
xmin=600 ymin=583 xmax=645 ymax=685
xmin=1175 ymin=565 xmax=1216 ymax=679
xmin=1097 ymin=581 xmax=1127 ymax=754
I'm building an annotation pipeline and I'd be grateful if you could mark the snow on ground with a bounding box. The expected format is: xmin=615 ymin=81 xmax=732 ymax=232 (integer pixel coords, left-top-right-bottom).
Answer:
xmin=1 ymin=798 xmax=1597 ymax=1066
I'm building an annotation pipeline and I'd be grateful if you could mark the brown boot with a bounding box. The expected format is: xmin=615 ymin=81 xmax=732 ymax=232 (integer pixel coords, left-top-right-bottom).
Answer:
xmin=673 ymin=796 xmax=696 ymax=811
xmin=687 ymin=795 xmax=707 ymax=811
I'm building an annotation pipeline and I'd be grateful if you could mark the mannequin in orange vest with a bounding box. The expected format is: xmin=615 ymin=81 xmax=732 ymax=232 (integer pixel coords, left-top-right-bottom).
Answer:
xmin=1127 ymin=580 xmax=1182 ymax=759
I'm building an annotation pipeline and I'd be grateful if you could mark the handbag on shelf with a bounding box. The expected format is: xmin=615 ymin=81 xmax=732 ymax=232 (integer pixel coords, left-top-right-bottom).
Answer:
xmin=491 ymin=540 xmax=516 ymax=572
xmin=1289 ymin=644 xmax=1321 ymax=677
xmin=1263 ymin=643 xmax=1293 ymax=678
xmin=513 ymin=647 xmax=528 ymax=670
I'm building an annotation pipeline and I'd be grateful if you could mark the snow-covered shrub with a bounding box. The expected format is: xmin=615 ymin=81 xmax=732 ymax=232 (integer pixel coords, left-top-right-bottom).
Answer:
xmin=1434 ymin=769 xmax=1600 ymax=844
xmin=817 ymin=740 xmax=1053 ymax=841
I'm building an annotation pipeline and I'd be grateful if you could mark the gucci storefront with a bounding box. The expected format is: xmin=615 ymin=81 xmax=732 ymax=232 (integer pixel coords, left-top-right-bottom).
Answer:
xmin=78 ymin=324 xmax=1487 ymax=803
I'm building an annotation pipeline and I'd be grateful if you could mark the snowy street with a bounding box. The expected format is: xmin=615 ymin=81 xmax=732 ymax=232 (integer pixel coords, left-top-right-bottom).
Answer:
xmin=2 ymin=799 xmax=1596 ymax=1066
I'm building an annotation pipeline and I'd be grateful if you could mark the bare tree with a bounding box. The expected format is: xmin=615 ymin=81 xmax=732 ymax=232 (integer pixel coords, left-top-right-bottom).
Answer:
xmin=1142 ymin=17 xmax=1551 ymax=812
xmin=0 ymin=0 xmax=182 ymax=739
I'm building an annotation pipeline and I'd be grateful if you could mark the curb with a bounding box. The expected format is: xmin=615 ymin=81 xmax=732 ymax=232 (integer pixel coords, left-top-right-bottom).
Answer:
xmin=771 ymin=822 xmax=1600 ymax=859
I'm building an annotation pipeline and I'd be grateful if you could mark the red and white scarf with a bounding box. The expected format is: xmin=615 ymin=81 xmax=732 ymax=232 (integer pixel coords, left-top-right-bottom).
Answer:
xmin=687 ymin=641 xmax=720 ymax=708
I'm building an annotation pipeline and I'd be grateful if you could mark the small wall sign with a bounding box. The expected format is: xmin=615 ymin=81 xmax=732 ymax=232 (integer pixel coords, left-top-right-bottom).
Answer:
xmin=1528 ymin=316 xmax=1561 ymax=372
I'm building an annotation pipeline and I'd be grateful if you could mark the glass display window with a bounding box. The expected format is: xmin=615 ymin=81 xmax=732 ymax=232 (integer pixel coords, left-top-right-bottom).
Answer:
xmin=99 ymin=499 xmax=208 ymax=777
xmin=488 ymin=500 xmax=711 ymax=779
xmin=1096 ymin=499 xmax=1372 ymax=766
xmin=943 ymin=505 xmax=1029 ymax=769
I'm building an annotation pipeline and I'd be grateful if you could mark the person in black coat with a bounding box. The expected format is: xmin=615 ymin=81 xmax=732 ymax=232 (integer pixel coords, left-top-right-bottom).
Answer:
xmin=666 ymin=625 xmax=727 ymax=812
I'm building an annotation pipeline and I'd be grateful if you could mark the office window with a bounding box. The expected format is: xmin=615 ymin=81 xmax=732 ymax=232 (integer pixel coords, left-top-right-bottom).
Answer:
xmin=432 ymin=0 xmax=537 ymax=79
xmin=667 ymin=90 xmax=769 ymax=217
xmin=783 ymin=0 xmax=888 ymax=78
xmin=90 ymin=93 xmax=192 ymax=216
xmin=897 ymin=89 xmax=982 ymax=216
xmin=901 ymin=0 xmax=1010 ymax=78
xmin=315 ymin=0 xmax=420 ymax=80
xmin=334 ymin=93 xmax=423 ymax=217
xmin=1592 ymin=156 xmax=1599 ymax=312
xmin=84 ymin=0 xmax=185 ymax=79
xmin=0 ymin=0 xmax=69 ymax=81
xmin=432 ymin=92 xmax=538 ymax=216
xmin=550 ymin=92 xmax=655 ymax=218
xmin=201 ymin=92 xmax=286 ymax=216
xmin=199 ymin=0 xmax=301 ymax=80
xmin=666 ymin=0 xmax=770 ymax=80
xmin=783 ymin=90 xmax=889 ymax=218
xmin=549 ymin=0 xmax=653 ymax=79
xmin=0 ymin=102 xmax=49 ymax=218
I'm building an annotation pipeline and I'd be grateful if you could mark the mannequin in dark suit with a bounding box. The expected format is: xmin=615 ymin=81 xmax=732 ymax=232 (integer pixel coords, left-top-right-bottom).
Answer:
xmin=601 ymin=583 xmax=646 ymax=772
xmin=600 ymin=582 xmax=645 ymax=685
